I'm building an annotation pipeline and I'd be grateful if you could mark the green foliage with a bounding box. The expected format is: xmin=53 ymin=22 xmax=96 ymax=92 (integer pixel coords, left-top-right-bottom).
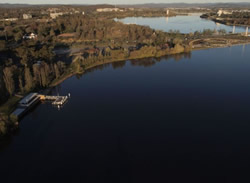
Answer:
xmin=24 ymin=67 xmax=33 ymax=92
xmin=0 ymin=41 xmax=6 ymax=51
xmin=3 ymin=66 xmax=15 ymax=96
xmin=0 ymin=121 xmax=7 ymax=136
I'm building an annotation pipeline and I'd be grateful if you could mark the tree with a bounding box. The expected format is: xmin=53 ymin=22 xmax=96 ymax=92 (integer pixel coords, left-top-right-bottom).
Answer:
xmin=0 ymin=68 xmax=8 ymax=104
xmin=33 ymin=64 xmax=42 ymax=87
xmin=0 ymin=41 xmax=6 ymax=51
xmin=14 ymin=31 xmax=23 ymax=42
xmin=18 ymin=75 xmax=24 ymax=93
xmin=3 ymin=67 xmax=15 ymax=96
xmin=24 ymin=67 xmax=33 ymax=92
xmin=54 ymin=63 xmax=60 ymax=79
xmin=173 ymin=38 xmax=183 ymax=45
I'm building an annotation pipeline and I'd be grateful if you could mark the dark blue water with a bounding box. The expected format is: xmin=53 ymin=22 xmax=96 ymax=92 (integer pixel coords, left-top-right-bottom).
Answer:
xmin=1 ymin=45 xmax=250 ymax=183
xmin=117 ymin=15 xmax=247 ymax=34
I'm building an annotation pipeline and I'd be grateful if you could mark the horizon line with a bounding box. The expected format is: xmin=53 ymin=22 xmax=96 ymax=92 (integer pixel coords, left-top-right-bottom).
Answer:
xmin=1 ymin=2 xmax=250 ymax=5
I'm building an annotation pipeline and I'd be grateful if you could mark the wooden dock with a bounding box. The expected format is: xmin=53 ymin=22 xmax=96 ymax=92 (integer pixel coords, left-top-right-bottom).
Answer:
xmin=39 ymin=95 xmax=69 ymax=105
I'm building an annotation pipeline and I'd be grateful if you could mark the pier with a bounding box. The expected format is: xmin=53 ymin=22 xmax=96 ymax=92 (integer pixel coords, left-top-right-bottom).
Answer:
xmin=39 ymin=95 xmax=68 ymax=105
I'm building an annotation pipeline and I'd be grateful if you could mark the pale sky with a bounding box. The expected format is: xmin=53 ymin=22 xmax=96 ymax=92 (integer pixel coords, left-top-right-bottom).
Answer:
xmin=0 ymin=0 xmax=250 ymax=5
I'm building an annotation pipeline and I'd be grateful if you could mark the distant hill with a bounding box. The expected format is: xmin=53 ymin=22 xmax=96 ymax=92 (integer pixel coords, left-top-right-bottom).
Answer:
xmin=0 ymin=3 xmax=250 ymax=9
xmin=0 ymin=3 xmax=115 ymax=9
xmin=0 ymin=3 xmax=34 ymax=8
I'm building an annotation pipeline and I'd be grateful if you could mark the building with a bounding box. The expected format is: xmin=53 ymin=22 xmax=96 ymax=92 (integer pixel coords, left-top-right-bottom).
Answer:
xmin=12 ymin=93 xmax=40 ymax=119
xmin=58 ymin=33 xmax=76 ymax=39
xmin=23 ymin=33 xmax=37 ymax=40
xmin=96 ymin=8 xmax=124 ymax=12
xmin=23 ymin=14 xmax=32 ymax=19
xmin=19 ymin=93 xmax=40 ymax=108
xmin=47 ymin=8 xmax=59 ymax=12
xmin=0 ymin=18 xmax=18 ymax=22
xmin=217 ymin=10 xmax=232 ymax=17
xmin=50 ymin=12 xmax=64 ymax=19
xmin=166 ymin=9 xmax=170 ymax=16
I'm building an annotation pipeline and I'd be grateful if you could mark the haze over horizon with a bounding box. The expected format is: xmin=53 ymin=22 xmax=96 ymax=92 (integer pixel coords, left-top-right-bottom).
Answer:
xmin=1 ymin=0 xmax=250 ymax=5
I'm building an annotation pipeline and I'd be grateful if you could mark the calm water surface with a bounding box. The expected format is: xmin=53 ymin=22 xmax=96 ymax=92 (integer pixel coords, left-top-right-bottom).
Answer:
xmin=117 ymin=15 xmax=246 ymax=33
xmin=1 ymin=45 xmax=250 ymax=182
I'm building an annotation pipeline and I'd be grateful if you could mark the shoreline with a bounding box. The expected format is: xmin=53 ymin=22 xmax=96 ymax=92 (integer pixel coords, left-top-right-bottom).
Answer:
xmin=193 ymin=41 xmax=250 ymax=51
xmin=36 ymin=40 xmax=250 ymax=92
xmin=202 ymin=17 xmax=250 ymax=28
xmin=1 ymin=40 xmax=250 ymax=138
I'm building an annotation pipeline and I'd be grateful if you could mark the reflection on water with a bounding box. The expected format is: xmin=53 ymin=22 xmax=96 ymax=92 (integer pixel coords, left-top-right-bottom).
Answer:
xmin=85 ymin=52 xmax=192 ymax=75
xmin=242 ymin=44 xmax=246 ymax=56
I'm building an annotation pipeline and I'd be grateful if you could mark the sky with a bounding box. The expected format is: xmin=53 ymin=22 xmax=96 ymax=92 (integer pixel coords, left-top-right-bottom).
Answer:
xmin=0 ymin=0 xmax=250 ymax=5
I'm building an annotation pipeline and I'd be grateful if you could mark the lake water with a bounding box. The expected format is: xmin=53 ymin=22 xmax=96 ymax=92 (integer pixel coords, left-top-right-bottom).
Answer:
xmin=116 ymin=15 xmax=247 ymax=34
xmin=1 ymin=44 xmax=250 ymax=182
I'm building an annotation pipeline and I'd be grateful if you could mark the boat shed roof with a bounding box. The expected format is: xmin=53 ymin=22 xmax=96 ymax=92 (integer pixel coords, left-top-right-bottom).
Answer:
xmin=19 ymin=93 xmax=38 ymax=104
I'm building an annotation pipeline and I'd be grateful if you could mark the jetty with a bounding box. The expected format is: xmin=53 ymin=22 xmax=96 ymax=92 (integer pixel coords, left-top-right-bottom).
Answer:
xmin=11 ymin=93 xmax=70 ymax=119
xmin=40 ymin=95 xmax=68 ymax=105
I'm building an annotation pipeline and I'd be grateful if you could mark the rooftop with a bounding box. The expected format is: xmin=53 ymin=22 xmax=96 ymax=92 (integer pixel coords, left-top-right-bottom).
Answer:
xmin=19 ymin=93 xmax=38 ymax=104
xmin=12 ymin=108 xmax=26 ymax=117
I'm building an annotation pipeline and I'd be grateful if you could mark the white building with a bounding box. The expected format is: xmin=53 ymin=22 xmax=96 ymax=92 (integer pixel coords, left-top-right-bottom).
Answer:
xmin=217 ymin=10 xmax=232 ymax=17
xmin=166 ymin=9 xmax=169 ymax=16
xmin=23 ymin=33 xmax=37 ymax=40
xmin=96 ymin=8 xmax=124 ymax=12
xmin=23 ymin=14 xmax=32 ymax=19
xmin=50 ymin=12 xmax=64 ymax=19
xmin=0 ymin=18 xmax=18 ymax=22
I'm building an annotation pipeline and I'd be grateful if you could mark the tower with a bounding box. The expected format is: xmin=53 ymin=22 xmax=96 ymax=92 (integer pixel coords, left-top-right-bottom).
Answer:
xmin=166 ymin=9 xmax=169 ymax=16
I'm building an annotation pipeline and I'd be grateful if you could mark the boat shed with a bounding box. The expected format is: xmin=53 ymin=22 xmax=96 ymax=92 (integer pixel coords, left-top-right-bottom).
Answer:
xmin=19 ymin=93 xmax=39 ymax=107
xmin=12 ymin=108 xmax=26 ymax=119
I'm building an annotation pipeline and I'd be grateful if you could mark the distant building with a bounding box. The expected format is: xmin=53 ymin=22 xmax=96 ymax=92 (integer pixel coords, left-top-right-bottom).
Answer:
xmin=82 ymin=11 xmax=85 ymax=15
xmin=50 ymin=12 xmax=64 ymax=19
xmin=23 ymin=14 xmax=32 ymax=19
xmin=96 ymin=8 xmax=124 ymax=12
xmin=58 ymin=33 xmax=76 ymax=39
xmin=217 ymin=10 xmax=232 ymax=17
xmin=47 ymin=8 xmax=59 ymax=12
xmin=0 ymin=18 xmax=18 ymax=22
xmin=23 ymin=33 xmax=37 ymax=40
xmin=166 ymin=9 xmax=169 ymax=16
xmin=34 ymin=61 xmax=42 ymax=66
xmin=41 ymin=11 xmax=49 ymax=15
